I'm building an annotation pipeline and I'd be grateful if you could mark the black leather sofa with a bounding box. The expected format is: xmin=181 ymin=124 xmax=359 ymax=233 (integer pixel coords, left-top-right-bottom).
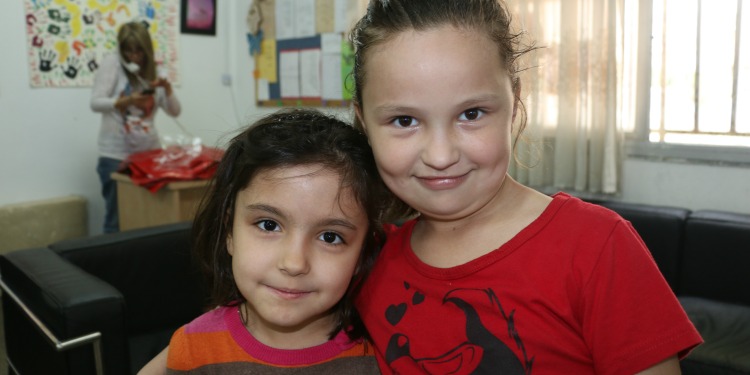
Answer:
xmin=0 ymin=222 xmax=205 ymax=375
xmin=1 ymin=201 xmax=748 ymax=374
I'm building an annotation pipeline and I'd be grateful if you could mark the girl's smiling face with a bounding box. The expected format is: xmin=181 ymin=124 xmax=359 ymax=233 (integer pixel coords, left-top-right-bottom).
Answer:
xmin=227 ymin=164 xmax=368 ymax=349
xmin=357 ymin=26 xmax=517 ymax=222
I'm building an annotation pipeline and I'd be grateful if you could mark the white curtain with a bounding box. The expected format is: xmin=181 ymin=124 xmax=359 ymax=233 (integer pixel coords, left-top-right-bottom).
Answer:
xmin=507 ymin=0 xmax=639 ymax=194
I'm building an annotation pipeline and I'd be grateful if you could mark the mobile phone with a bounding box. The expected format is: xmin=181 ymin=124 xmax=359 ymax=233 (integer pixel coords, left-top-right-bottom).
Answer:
xmin=141 ymin=88 xmax=155 ymax=95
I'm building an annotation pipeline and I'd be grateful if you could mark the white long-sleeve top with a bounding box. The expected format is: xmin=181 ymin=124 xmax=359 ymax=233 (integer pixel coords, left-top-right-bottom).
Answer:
xmin=90 ymin=53 xmax=181 ymax=160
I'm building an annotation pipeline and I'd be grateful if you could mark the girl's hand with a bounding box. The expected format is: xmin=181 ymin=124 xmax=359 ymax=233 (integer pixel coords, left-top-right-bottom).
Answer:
xmin=151 ymin=77 xmax=173 ymax=97
xmin=115 ymin=92 xmax=154 ymax=112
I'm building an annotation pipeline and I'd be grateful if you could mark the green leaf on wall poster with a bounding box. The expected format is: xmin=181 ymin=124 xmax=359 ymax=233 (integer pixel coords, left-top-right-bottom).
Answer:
xmin=341 ymin=39 xmax=354 ymax=101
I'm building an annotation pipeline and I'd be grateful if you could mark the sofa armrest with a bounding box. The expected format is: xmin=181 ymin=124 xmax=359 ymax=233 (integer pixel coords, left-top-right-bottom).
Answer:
xmin=48 ymin=222 xmax=205 ymax=336
xmin=0 ymin=247 xmax=127 ymax=375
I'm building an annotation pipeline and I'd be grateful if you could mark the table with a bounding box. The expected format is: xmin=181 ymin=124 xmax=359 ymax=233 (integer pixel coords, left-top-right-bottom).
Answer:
xmin=111 ymin=172 xmax=210 ymax=231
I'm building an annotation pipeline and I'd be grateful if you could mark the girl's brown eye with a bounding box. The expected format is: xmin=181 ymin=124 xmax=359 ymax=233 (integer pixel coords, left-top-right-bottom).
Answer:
xmin=459 ymin=108 xmax=485 ymax=121
xmin=396 ymin=116 xmax=415 ymax=127
xmin=263 ymin=221 xmax=277 ymax=231
xmin=256 ymin=220 xmax=280 ymax=232
xmin=319 ymin=231 xmax=344 ymax=244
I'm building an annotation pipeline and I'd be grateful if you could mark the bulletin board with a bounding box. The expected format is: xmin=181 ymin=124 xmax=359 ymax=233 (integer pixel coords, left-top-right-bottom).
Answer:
xmin=247 ymin=0 xmax=366 ymax=107
xmin=23 ymin=0 xmax=180 ymax=88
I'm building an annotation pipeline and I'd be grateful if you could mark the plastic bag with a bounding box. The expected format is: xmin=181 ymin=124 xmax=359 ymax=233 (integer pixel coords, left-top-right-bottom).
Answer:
xmin=121 ymin=135 xmax=223 ymax=193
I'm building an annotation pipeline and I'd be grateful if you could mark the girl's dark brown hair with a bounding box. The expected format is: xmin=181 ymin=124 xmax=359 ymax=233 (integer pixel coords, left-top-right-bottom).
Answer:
xmin=349 ymin=0 xmax=537 ymax=151
xmin=192 ymin=108 xmax=407 ymax=340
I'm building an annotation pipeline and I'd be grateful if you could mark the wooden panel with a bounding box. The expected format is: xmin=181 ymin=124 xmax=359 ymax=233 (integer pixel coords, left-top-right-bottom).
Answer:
xmin=0 ymin=196 xmax=88 ymax=253
xmin=112 ymin=173 xmax=209 ymax=231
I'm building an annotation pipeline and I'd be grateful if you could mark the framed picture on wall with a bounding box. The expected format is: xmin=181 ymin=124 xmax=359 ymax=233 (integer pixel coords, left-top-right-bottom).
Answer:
xmin=181 ymin=0 xmax=217 ymax=36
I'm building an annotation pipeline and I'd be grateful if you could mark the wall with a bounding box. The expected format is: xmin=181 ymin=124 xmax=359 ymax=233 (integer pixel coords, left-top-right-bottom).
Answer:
xmin=0 ymin=0 xmax=276 ymax=235
xmin=0 ymin=2 xmax=748 ymax=237
xmin=621 ymin=159 xmax=750 ymax=212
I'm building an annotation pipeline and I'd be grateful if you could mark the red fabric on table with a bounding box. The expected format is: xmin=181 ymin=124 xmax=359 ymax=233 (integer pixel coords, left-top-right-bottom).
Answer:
xmin=121 ymin=146 xmax=223 ymax=193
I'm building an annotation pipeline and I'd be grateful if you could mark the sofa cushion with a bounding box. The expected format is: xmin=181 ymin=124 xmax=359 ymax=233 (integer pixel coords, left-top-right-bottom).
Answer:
xmin=679 ymin=296 xmax=750 ymax=374
xmin=680 ymin=210 xmax=750 ymax=307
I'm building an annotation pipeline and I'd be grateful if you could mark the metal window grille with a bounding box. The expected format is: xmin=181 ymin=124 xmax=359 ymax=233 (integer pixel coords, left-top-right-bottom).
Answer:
xmin=650 ymin=0 xmax=750 ymax=147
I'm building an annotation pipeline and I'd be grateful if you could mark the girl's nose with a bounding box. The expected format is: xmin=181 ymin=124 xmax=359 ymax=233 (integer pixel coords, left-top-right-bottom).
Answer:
xmin=421 ymin=126 xmax=460 ymax=170
xmin=278 ymin=238 xmax=310 ymax=276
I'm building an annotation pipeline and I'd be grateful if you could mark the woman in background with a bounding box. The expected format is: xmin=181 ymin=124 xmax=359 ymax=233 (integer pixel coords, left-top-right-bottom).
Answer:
xmin=90 ymin=20 xmax=181 ymax=233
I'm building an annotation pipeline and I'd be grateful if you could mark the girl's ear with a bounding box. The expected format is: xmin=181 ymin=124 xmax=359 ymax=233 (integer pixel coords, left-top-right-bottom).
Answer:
xmin=354 ymin=104 xmax=368 ymax=135
xmin=226 ymin=233 xmax=235 ymax=256
xmin=225 ymin=209 xmax=235 ymax=256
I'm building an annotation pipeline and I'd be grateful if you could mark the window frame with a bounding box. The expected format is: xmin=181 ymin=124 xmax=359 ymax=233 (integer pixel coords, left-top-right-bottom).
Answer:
xmin=628 ymin=0 xmax=750 ymax=166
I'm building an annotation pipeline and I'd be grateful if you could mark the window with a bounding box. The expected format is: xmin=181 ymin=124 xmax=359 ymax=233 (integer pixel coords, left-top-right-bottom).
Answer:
xmin=643 ymin=0 xmax=750 ymax=148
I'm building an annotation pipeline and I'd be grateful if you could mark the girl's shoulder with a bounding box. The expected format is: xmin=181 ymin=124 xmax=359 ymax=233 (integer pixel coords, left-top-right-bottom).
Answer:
xmin=98 ymin=53 xmax=122 ymax=70
xmin=181 ymin=305 xmax=232 ymax=334
xmin=543 ymin=193 xmax=644 ymax=255
xmin=508 ymin=192 xmax=634 ymax=253
xmin=550 ymin=192 xmax=626 ymax=225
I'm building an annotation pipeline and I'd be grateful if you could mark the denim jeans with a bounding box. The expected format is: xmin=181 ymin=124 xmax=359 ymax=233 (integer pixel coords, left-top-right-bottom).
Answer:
xmin=96 ymin=157 xmax=123 ymax=233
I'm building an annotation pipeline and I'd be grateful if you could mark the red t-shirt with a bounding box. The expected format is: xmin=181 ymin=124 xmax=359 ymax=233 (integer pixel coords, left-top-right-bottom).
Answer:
xmin=357 ymin=193 xmax=702 ymax=375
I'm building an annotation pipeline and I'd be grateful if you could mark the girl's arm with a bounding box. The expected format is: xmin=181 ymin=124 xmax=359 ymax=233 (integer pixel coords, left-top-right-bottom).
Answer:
xmin=635 ymin=356 xmax=681 ymax=375
xmin=153 ymin=78 xmax=181 ymax=117
xmin=90 ymin=54 xmax=121 ymax=113
xmin=136 ymin=346 xmax=168 ymax=375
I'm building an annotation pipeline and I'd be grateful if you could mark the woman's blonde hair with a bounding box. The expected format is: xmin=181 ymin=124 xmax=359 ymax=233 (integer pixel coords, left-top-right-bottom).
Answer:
xmin=117 ymin=21 xmax=156 ymax=83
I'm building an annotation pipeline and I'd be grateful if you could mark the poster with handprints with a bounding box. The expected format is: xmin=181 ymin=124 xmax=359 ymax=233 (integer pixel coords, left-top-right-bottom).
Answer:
xmin=24 ymin=0 xmax=180 ymax=88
